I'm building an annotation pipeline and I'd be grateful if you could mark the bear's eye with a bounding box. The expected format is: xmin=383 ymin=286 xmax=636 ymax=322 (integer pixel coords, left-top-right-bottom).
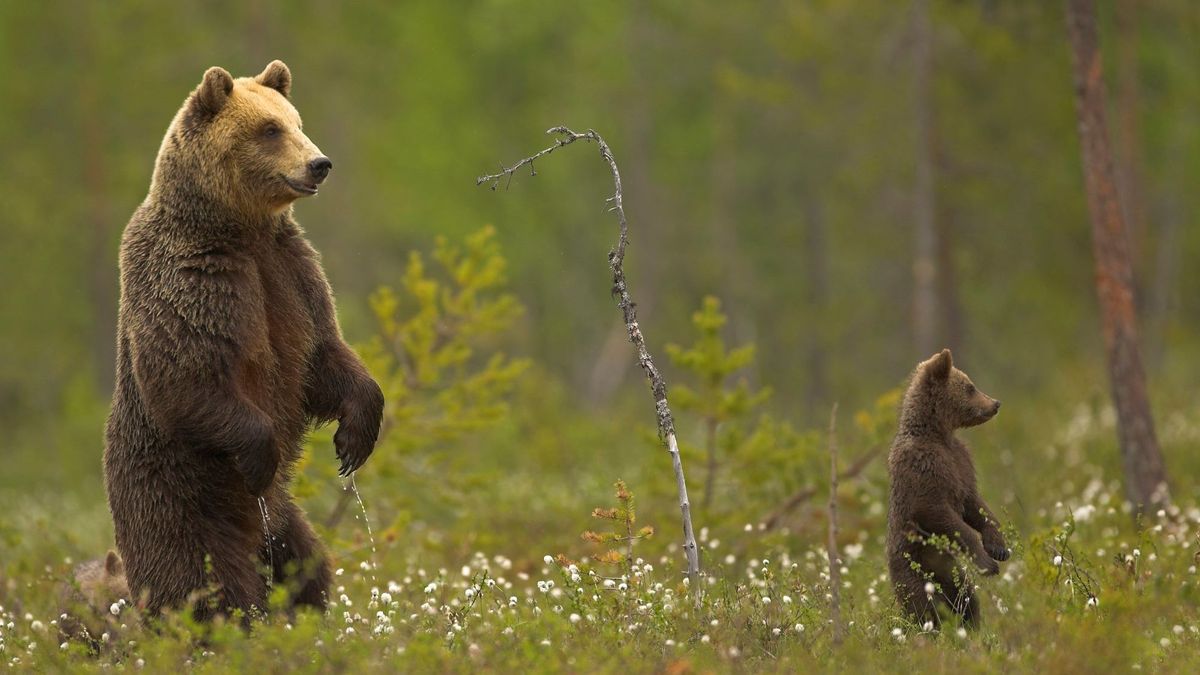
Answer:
xmin=965 ymin=384 xmax=976 ymax=396
xmin=262 ymin=123 xmax=281 ymax=138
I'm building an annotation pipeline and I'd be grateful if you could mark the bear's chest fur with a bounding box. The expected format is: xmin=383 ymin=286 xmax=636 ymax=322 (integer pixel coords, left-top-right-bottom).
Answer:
xmin=236 ymin=237 xmax=316 ymax=453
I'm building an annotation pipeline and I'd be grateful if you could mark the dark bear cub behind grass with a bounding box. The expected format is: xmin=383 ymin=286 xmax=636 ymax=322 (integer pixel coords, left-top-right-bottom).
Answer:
xmin=886 ymin=348 xmax=1009 ymax=629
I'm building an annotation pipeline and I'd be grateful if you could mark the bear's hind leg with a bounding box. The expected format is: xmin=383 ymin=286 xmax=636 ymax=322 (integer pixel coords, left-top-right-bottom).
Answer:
xmin=269 ymin=500 xmax=332 ymax=612
xmin=195 ymin=523 xmax=269 ymax=626
xmin=893 ymin=568 xmax=941 ymax=631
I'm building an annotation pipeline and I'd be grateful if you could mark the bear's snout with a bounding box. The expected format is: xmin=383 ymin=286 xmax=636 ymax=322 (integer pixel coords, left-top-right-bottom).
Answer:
xmin=308 ymin=156 xmax=333 ymax=183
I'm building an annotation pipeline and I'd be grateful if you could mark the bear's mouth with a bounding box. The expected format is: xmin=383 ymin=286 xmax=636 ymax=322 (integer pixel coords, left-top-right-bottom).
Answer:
xmin=282 ymin=175 xmax=319 ymax=196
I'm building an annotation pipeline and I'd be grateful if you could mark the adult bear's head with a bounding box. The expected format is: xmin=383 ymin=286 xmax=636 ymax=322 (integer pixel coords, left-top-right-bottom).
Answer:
xmin=153 ymin=60 xmax=331 ymax=217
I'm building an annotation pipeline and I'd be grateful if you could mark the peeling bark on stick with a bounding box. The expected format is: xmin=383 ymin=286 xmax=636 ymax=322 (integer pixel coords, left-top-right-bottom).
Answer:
xmin=1065 ymin=0 xmax=1169 ymax=514
xmin=826 ymin=403 xmax=843 ymax=646
xmin=478 ymin=127 xmax=702 ymax=583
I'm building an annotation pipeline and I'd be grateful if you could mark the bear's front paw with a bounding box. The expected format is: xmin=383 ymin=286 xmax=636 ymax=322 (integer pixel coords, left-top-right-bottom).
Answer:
xmin=983 ymin=531 xmax=1010 ymax=562
xmin=978 ymin=556 xmax=1001 ymax=576
xmin=334 ymin=380 xmax=383 ymax=477
xmin=336 ymin=417 xmax=376 ymax=475
xmin=986 ymin=542 xmax=1011 ymax=562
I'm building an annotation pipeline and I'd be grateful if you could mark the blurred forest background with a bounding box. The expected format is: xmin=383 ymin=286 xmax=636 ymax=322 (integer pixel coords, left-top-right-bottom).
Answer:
xmin=1 ymin=0 xmax=1199 ymax=536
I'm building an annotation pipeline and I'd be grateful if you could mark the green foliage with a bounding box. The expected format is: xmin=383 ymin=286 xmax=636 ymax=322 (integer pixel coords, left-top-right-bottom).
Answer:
xmin=362 ymin=225 xmax=529 ymax=453
xmin=667 ymin=296 xmax=772 ymax=427
xmin=666 ymin=296 xmax=772 ymax=512
xmin=296 ymin=226 xmax=528 ymax=524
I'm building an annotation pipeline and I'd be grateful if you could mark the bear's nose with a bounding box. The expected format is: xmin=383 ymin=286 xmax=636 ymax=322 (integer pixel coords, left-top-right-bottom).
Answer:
xmin=308 ymin=156 xmax=333 ymax=183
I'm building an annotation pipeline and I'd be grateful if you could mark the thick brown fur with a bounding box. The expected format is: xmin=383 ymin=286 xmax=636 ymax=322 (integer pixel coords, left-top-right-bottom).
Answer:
xmin=104 ymin=61 xmax=383 ymax=623
xmin=59 ymin=551 xmax=130 ymax=652
xmin=886 ymin=349 xmax=1008 ymax=629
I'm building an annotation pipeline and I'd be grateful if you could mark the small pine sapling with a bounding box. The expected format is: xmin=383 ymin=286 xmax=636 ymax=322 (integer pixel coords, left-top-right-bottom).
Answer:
xmin=581 ymin=480 xmax=655 ymax=580
xmin=666 ymin=296 xmax=771 ymax=512
xmin=313 ymin=226 xmax=530 ymax=527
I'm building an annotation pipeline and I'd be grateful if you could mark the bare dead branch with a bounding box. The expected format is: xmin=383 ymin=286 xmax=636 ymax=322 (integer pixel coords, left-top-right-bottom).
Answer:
xmin=759 ymin=445 xmax=883 ymax=533
xmin=826 ymin=404 xmax=844 ymax=645
xmin=477 ymin=126 xmax=701 ymax=584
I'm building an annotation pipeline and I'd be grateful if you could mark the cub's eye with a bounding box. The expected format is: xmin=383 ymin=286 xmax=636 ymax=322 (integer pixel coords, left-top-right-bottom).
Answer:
xmin=262 ymin=123 xmax=281 ymax=138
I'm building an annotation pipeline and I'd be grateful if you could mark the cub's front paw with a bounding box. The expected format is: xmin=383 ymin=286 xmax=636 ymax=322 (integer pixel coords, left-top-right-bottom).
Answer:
xmin=986 ymin=542 xmax=1011 ymax=562
xmin=983 ymin=531 xmax=1010 ymax=562
xmin=978 ymin=556 xmax=1001 ymax=576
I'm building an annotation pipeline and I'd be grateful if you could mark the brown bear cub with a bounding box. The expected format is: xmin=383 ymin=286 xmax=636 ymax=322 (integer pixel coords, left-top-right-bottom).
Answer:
xmin=59 ymin=551 xmax=130 ymax=652
xmin=104 ymin=61 xmax=383 ymax=623
xmin=886 ymin=349 xmax=1008 ymax=629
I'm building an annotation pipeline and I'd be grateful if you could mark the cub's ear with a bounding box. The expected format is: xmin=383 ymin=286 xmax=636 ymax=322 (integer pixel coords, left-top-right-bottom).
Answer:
xmin=256 ymin=60 xmax=291 ymax=97
xmin=104 ymin=550 xmax=124 ymax=577
xmin=192 ymin=66 xmax=234 ymax=118
xmin=925 ymin=348 xmax=953 ymax=382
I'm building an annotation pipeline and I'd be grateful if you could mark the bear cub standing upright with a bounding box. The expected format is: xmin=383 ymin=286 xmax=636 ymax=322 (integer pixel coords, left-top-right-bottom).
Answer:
xmin=886 ymin=349 xmax=1008 ymax=629
xmin=104 ymin=61 xmax=384 ymax=622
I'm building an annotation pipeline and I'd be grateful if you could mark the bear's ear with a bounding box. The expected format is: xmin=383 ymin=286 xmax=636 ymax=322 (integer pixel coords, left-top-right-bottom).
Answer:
xmin=256 ymin=60 xmax=291 ymax=98
xmin=192 ymin=66 xmax=234 ymax=118
xmin=104 ymin=550 xmax=124 ymax=577
xmin=924 ymin=348 xmax=953 ymax=382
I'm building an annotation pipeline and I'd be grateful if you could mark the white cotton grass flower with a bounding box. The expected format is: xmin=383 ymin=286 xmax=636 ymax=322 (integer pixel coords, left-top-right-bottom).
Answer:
xmin=924 ymin=581 xmax=936 ymax=596
xmin=543 ymin=555 xmax=554 ymax=565
xmin=1053 ymin=555 xmax=1063 ymax=566
xmin=794 ymin=623 xmax=805 ymax=633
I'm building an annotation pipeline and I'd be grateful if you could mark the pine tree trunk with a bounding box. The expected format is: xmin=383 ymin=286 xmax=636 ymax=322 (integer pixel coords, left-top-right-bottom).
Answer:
xmin=1065 ymin=0 xmax=1168 ymax=513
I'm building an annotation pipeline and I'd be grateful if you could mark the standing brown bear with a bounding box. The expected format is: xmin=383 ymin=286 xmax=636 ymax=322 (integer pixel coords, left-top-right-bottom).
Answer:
xmin=886 ymin=349 xmax=1008 ymax=629
xmin=104 ymin=61 xmax=384 ymax=621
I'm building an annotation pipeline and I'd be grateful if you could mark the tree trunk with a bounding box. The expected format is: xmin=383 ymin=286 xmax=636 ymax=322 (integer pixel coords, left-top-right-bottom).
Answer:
xmin=911 ymin=0 xmax=938 ymax=356
xmin=1065 ymin=0 xmax=1168 ymax=512
xmin=1114 ymin=0 xmax=1145 ymax=274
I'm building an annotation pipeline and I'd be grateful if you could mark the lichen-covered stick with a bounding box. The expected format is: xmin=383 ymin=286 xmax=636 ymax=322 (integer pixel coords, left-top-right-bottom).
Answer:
xmin=477 ymin=127 xmax=701 ymax=584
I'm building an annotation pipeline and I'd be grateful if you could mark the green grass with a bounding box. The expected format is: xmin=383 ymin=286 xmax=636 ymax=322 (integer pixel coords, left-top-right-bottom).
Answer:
xmin=3 ymin=388 xmax=1200 ymax=673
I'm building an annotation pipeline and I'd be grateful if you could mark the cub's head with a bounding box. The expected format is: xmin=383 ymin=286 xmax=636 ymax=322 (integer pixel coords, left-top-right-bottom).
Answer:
xmin=914 ymin=348 xmax=1001 ymax=429
xmin=162 ymin=60 xmax=331 ymax=215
